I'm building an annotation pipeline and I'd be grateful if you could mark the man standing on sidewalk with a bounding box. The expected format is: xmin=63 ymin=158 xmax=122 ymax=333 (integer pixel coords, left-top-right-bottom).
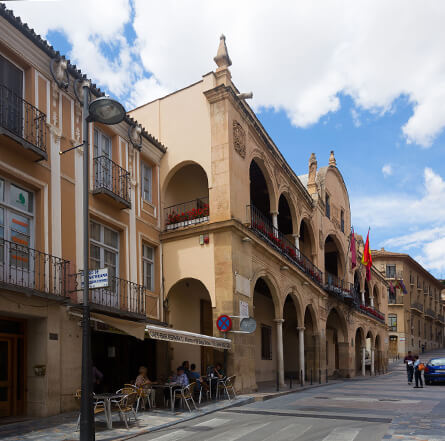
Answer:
xmin=413 ymin=355 xmax=424 ymax=388
xmin=404 ymin=351 xmax=415 ymax=385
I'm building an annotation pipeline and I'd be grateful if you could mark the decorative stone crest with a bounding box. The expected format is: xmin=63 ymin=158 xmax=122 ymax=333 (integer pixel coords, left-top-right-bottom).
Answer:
xmin=233 ymin=120 xmax=246 ymax=159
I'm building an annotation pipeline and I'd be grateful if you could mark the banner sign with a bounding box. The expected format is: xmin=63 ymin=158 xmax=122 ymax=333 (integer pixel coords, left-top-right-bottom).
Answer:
xmin=146 ymin=325 xmax=231 ymax=350
xmin=81 ymin=268 xmax=109 ymax=289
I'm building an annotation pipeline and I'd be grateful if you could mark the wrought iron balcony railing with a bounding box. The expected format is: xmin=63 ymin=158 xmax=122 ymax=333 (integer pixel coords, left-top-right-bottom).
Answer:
xmin=70 ymin=272 xmax=158 ymax=317
xmin=438 ymin=314 xmax=445 ymax=323
xmin=0 ymin=238 xmax=69 ymax=298
xmin=248 ymin=205 xmax=323 ymax=286
xmin=93 ymin=156 xmax=131 ymax=208
xmin=410 ymin=302 xmax=424 ymax=312
xmin=325 ymin=272 xmax=353 ymax=298
xmin=0 ymin=84 xmax=47 ymax=160
xmin=385 ymin=270 xmax=403 ymax=280
xmin=388 ymin=294 xmax=404 ymax=305
xmin=425 ymin=308 xmax=436 ymax=319
xmin=358 ymin=303 xmax=385 ymax=323
xmin=164 ymin=197 xmax=209 ymax=230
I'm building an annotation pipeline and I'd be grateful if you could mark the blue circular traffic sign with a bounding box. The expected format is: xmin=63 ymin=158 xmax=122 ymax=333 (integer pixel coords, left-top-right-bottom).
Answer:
xmin=216 ymin=315 xmax=232 ymax=332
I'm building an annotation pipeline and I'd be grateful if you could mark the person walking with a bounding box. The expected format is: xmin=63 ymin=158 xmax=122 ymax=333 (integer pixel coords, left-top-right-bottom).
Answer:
xmin=404 ymin=351 xmax=415 ymax=385
xmin=413 ymin=355 xmax=424 ymax=388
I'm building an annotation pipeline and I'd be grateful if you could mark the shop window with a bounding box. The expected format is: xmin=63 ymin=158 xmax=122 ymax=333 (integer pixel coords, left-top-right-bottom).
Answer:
xmin=141 ymin=162 xmax=152 ymax=203
xmin=261 ymin=325 xmax=272 ymax=360
xmin=388 ymin=314 xmax=397 ymax=332
xmin=90 ymin=220 xmax=119 ymax=281
xmin=386 ymin=264 xmax=396 ymax=278
xmin=325 ymin=194 xmax=330 ymax=219
xmin=142 ymin=244 xmax=154 ymax=291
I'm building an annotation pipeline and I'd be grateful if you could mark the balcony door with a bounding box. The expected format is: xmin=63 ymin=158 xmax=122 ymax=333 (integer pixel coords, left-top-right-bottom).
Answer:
xmin=94 ymin=129 xmax=112 ymax=191
xmin=0 ymin=54 xmax=23 ymax=137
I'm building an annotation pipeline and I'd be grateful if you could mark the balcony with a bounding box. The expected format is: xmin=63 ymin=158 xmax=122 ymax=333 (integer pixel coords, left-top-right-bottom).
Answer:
xmin=388 ymin=294 xmax=404 ymax=305
xmin=325 ymin=272 xmax=355 ymax=302
xmin=0 ymin=238 xmax=69 ymax=299
xmin=425 ymin=308 xmax=436 ymax=319
xmin=248 ymin=205 xmax=323 ymax=286
xmin=358 ymin=304 xmax=385 ymax=323
xmin=164 ymin=197 xmax=209 ymax=231
xmin=385 ymin=270 xmax=403 ymax=280
xmin=70 ymin=272 xmax=157 ymax=318
xmin=93 ymin=156 xmax=131 ymax=209
xmin=438 ymin=314 xmax=445 ymax=323
xmin=410 ymin=302 xmax=424 ymax=313
xmin=0 ymin=84 xmax=47 ymax=161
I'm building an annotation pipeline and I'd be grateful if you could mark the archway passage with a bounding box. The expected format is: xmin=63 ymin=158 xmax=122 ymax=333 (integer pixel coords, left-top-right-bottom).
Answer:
xmin=326 ymin=308 xmax=348 ymax=377
xmin=324 ymin=235 xmax=344 ymax=280
xmin=167 ymin=278 xmax=220 ymax=375
xmin=304 ymin=306 xmax=319 ymax=382
xmin=278 ymin=194 xmax=293 ymax=236
xmin=250 ymin=160 xmax=271 ymax=220
xmin=366 ymin=330 xmax=374 ymax=374
xmin=373 ymin=285 xmax=380 ymax=310
xmin=283 ymin=295 xmax=300 ymax=382
xmin=355 ymin=327 xmax=365 ymax=375
xmin=375 ymin=334 xmax=383 ymax=373
xmin=299 ymin=219 xmax=314 ymax=259
xmin=364 ymin=280 xmax=371 ymax=306
xmin=164 ymin=163 xmax=209 ymax=228
xmin=253 ymin=277 xmax=278 ymax=385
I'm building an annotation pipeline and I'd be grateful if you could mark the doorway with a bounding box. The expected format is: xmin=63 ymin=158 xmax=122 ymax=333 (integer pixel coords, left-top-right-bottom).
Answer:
xmin=0 ymin=318 xmax=25 ymax=417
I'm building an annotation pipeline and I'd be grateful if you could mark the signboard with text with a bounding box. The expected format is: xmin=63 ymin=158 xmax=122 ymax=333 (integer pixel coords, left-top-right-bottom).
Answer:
xmin=81 ymin=268 xmax=109 ymax=289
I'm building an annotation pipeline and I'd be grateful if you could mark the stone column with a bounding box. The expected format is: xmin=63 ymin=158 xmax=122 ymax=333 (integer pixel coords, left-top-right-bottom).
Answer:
xmin=361 ymin=291 xmax=365 ymax=304
xmin=361 ymin=347 xmax=366 ymax=376
xmin=293 ymin=234 xmax=300 ymax=249
xmin=297 ymin=327 xmax=305 ymax=384
xmin=371 ymin=347 xmax=375 ymax=375
xmin=274 ymin=319 xmax=285 ymax=386
xmin=370 ymin=296 xmax=374 ymax=307
xmin=271 ymin=211 xmax=278 ymax=230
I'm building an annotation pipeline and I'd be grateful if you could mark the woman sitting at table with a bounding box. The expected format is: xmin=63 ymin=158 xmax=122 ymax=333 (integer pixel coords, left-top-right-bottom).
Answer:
xmin=135 ymin=366 xmax=155 ymax=409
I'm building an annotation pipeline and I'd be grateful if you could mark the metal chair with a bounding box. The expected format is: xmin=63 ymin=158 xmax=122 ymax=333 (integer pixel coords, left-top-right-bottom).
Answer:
xmin=217 ymin=376 xmax=237 ymax=401
xmin=174 ymin=382 xmax=197 ymax=412
xmin=198 ymin=381 xmax=210 ymax=404
xmin=74 ymin=389 xmax=105 ymax=431
xmin=135 ymin=385 xmax=154 ymax=412
xmin=112 ymin=392 xmax=138 ymax=429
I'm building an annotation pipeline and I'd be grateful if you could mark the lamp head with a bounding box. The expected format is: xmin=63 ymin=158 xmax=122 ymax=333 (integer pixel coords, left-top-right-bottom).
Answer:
xmin=88 ymin=96 xmax=126 ymax=125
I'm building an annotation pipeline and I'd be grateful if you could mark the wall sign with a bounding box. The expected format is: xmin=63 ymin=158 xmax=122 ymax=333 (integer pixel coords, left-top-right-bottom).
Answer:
xmin=235 ymin=273 xmax=250 ymax=297
xmin=239 ymin=301 xmax=249 ymax=318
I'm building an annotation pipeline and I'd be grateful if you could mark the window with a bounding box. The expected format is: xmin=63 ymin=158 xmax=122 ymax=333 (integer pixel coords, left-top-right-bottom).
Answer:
xmin=388 ymin=287 xmax=396 ymax=304
xmin=325 ymin=194 xmax=330 ymax=219
xmin=89 ymin=220 xmax=119 ymax=281
xmin=340 ymin=209 xmax=344 ymax=233
xmin=93 ymin=129 xmax=112 ymax=159
xmin=142 ymin=244 xmax=154 ymax=291
xmin=261 ymin=325 xmax=272 ymax=360
xmin=141 ymin=162 xmax=152 ymax=203
xmin=388 ymin=314 xmax=397 ymax=332
xmin=386 ymin=264 xmax=396 ymax=278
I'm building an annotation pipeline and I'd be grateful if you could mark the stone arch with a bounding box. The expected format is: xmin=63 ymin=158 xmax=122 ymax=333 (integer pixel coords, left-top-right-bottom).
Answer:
xmin=324 ymin=233 xmax=346 ymax=280
xmin=326 ymin=307 xmax=349 ymax=377
xmin=299 ymin=216 xmax=316 ymax=261
xmin=277 ymin=190 xmax=299 ymax=238
xmin=364 ymin=279 xmax=371 ymax=306
xmin=304 ymin=304 xmax=320 ymax=381
xmin=283 ymin=292 xmax=303 ymax=380
xmin=373 ymin=284 xmax=380 ymax=310
xmin=355 ymin=326 xmax=366 ymax=374
xmin=250 ymin=269 xmax=281 ymax=317
xmin=249 ymin=156 xmax=278 ymax=216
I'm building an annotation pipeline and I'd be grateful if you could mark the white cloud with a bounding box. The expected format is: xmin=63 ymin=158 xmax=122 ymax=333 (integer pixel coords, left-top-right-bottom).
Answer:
xmin=351 ymin=108 xmax=361 ymax=127
xmin=382 ymin=164 xmax=393 ymax=177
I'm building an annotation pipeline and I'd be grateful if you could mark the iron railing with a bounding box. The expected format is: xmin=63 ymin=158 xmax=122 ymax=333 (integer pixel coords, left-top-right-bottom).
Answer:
xmin=93 ymin=156 xmax=131 ymax=206
xmin=0 ymin=83 xmax=47 ymax=155
xmin=411 ymin=302 xmax=424 ymax=312
xmin=438 ymin=314 xmax=445 ymax=323
xmin=0 ymin=238 xmax=69 ymax=297
xmin=325 ymin=272 xmax=353 ymax=297
xmin=70 ymin=272 xmax=150 ymax=316
xmin=388 ymin=294 xmax=404 ymax=304
xmin=385 ymin=269 xmax=403 ymax=279
xmin=248 ymin=205 xmax=323 ymax=285
xmin=358 ymin=303 xmax=385 ymax=323
xmin=164 ymin=197 xmax=209 ymax=230
xmin=425 ymin=308 xmax=436 ymax=319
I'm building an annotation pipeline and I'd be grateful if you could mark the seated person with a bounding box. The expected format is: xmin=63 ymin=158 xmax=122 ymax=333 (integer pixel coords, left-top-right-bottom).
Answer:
xmin=213 ymin=363 xmax=226 ymax=379
xmin=135 ymin=366 xmax=152 ymax=387
xmin=165 ymin=366 xmax=189 ymax=409
xmin=182 ymin=360 xmax=191 ymax=378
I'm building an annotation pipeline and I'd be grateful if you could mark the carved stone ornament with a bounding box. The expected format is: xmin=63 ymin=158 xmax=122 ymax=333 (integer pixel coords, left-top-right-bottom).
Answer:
xmin=233 ymin=120 xmax=246 ymax=159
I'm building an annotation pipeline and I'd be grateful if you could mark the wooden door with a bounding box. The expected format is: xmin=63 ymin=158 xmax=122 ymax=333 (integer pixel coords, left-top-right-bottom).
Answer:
xmin=389 ymin=337 xmax=398 ymax=357
xmin=0 ymin=338 xmax=12 ymax=417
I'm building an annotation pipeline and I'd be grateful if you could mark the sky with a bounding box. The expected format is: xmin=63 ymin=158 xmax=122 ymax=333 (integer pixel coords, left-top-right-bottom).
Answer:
xmin=3 ymin=0 xmax=445 ymax=278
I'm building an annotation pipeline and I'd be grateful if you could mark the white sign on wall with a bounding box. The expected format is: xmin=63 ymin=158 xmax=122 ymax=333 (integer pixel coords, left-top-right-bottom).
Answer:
xmin=239 ymin=301 xmax=249 ymax=318
xmin=81 ymin=268 xmax=109 ymax=289
xmin=235 ymin=273 xmax=250 ymax=297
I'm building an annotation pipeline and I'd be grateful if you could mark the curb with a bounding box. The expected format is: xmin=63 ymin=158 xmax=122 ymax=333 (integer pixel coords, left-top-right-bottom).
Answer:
xmin=115 ymin=397 xmax=254 ymax=441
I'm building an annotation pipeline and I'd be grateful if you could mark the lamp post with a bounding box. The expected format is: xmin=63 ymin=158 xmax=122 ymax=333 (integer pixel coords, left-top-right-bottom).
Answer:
xmin=79 ymin=82 xmax=125 ymax=441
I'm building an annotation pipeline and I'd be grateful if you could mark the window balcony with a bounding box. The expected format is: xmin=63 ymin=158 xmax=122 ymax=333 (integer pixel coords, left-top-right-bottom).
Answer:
xmin=248 ymin=204 xmax=323 ymax=286
xmin=0 ymin=238 xmax=69 ymax=299
xmin=70 ymin=272 xmax=158 ymax=319
xmin=385 ymin=270 xmax=403 ymax=280
xmin=93 ymin=156 xmax=131 ymax=209
xmin=325 ymin=272 xmax=355 ymax=301
xmin=425 ymin=308 xmax=436 ymax=319
xmin=0 ymin=84 xmax=47 ymax=161
xmin=388 ymin=294 xmax=404 ymax=305
xmin=164 ymin=197 xmax=209 ymax=231
xmin=438 ymin=314 xmax=445 ymax=323
xmin=410 ymin=302 xmax=424 ymax=313
xmin=358 ymin=304 xmax=385 ymax=323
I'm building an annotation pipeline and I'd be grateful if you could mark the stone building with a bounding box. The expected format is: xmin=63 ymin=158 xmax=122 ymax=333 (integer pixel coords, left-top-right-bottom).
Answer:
xmin=0 ymin=5 xmax=166 ymax=417
xmin=130 ymin=36 xmax=389 ymax=392
xmin=373 ymin=250 xmax=445 ymax=358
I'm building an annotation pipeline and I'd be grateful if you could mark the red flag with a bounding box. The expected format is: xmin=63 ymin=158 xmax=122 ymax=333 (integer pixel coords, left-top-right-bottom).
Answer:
xmin=361 ymin=229 xmax=372 ymax=281
xmin=350 ymin=228 xmax=357 ymax=269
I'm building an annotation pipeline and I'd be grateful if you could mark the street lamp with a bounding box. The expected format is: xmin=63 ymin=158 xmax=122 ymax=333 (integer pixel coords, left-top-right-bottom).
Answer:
xmin=80 ymin=83 xmax=126 ymax=441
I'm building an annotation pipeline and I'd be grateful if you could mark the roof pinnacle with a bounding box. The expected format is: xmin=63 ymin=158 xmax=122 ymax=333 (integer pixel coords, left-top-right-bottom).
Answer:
xmin=214 ymin=34 xmax=232 ymax=70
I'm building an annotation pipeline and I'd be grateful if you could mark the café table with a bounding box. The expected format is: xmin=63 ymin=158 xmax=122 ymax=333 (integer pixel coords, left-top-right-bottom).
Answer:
xmin=94 ymin=392 xmax=124 ymax=429
xmin=151 ymin=383 xmax=178 ymax=412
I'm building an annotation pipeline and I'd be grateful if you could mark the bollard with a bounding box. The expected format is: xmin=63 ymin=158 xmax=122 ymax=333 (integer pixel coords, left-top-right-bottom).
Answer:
xmin=310 ymin=368 xmax=313 ymax=385
xmin=319 ymin=369 xmax=321 ymax=384
xmin=300 ymin=370 xmax=303 ymax=387
xmin=326 ymin=368 xmax=328 ymax=383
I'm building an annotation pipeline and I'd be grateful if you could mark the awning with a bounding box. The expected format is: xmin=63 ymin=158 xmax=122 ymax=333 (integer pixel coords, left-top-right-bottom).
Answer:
xmin=145 ymin=324 xmax=231 ymax=350
xmin=91 ymin=313 xmax=146 ymax=340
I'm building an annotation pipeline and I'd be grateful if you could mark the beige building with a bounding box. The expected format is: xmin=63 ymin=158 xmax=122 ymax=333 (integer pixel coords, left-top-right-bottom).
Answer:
xmin=373 ymin=250 xmax=445 ymax=358
xmin=130 ymin=36 xmax=389 ymax=392
xmin=0 ymin=5 xmax=166 ymax=418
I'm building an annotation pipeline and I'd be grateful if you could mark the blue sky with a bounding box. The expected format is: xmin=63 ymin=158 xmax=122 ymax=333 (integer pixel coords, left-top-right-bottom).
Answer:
xmin=6 ymin=0 xmax=445 ymax=277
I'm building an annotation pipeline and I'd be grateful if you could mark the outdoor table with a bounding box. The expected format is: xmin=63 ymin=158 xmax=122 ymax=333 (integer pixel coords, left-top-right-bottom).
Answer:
xmin=152 ymin=383 xmax=178 ymax=412
xmin=94 ymin=393 xmax=124 ymax=429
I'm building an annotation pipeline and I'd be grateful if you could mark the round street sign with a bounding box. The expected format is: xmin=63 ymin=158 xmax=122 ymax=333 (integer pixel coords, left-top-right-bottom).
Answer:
xmin=240 ymin=317 xmax=257 ymax=333
xmin=216 ymin=315 xmax=232 ymax=332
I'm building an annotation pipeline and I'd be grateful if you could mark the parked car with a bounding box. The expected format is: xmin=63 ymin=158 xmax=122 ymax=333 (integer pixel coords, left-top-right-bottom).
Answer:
xmin=424 ymin=358 xmax=445 ymax=385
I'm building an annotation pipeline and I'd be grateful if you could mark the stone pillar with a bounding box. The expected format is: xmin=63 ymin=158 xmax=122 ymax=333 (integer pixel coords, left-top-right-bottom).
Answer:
xmin=371 ymin=347 xmax=375 ymax=375
xmin=271 ymin=212 xmax=278 ymax=230
xmin=361 ymin=291 xmax=365 ymax=304
xmin=361 ymin=347 xmax=366 ymax=376
xmin=293 ymin=234 xmax=300 ymax=249
xmin=274 ymin=319 xmax=285 ymax=386
xmin=297 ymin=327 xmax=305 ymax=384
xmin=370 ymin=296 xmax=374 ymax=307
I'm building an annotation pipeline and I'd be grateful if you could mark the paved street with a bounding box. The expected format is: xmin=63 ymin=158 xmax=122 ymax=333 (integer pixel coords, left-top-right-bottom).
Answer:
xmin=135 ymin=349 xmax=445 ymax=441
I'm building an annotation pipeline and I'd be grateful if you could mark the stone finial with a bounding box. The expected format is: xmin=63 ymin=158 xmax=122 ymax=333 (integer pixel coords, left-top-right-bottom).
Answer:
xmin=329 ymin=150 xmax=337 ymax=167
xmin=214 ymin=34 xmax=232 ymax=70
xmin=308 ymin=153 xmax=318 ymax=194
